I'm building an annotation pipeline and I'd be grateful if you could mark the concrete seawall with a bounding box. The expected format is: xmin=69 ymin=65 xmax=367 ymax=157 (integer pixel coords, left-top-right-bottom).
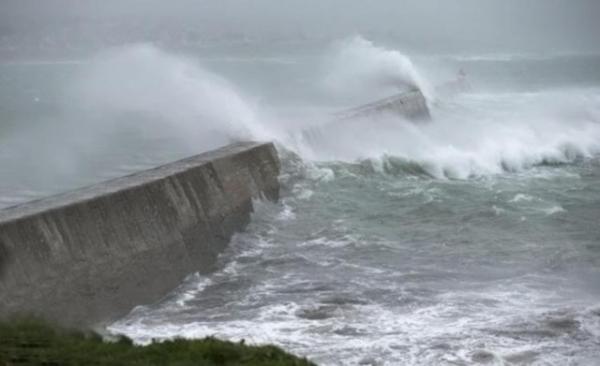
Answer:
xmin=337 ymin=89 xmax=431 ymax=121
xmin=0 ymin=142 xmax=280 ymax=326
xmin=302 ymin=90 xmax=431 ymax=147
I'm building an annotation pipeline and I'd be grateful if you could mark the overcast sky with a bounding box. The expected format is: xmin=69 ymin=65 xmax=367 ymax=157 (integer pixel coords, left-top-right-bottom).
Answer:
xmin=1 ymin=0 xmax=599 ymax=53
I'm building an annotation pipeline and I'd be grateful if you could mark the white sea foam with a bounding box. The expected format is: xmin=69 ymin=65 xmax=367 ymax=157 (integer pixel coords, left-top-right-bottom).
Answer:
xmin=284 ymin=39 xmax=600 ymax=179
xmin=542 ymin=205 xmax=566 ymax=215
xmin=276 ymin=202 xmax=296 ymax=221
xmin=68 ymin=44 xmax=277 ymax=151
xmin=107 ymin=172 xmax=600 ymax=365
xmin=293 ymin=186 xmax=314 ymax=200
xmin=321 ymin=36 xmax=432 ymax=101
xmin=30 ymin=41 xmax=600 ymax=185
xmin=510 ymin=193 xmax=536 ymax=203
xmin=111 ymin=273 xmax=598 ymax=365
xmin=99 ymin=49 xmax=600 ymax=366
xmin=295 ymin=88 xmax=600 ymax=179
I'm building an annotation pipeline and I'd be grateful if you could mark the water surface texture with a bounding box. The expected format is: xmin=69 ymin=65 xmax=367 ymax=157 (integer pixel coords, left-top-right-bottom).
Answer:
xmin=2 ymin=39 xmax=600 ymax=365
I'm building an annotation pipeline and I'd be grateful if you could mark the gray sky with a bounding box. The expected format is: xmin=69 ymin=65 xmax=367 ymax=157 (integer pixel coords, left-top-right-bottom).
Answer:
xmin=1 ymin=0 xmax=599 ymax=53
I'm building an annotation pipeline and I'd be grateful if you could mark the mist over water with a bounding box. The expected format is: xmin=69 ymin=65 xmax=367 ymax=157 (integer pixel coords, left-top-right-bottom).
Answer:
xmin=321 ymin=36 xmax=431 ymax=101
xmin=69 ymin=45 xmax=271 ymax=149
xmin=2 ymin=1 xmax=600 ymax=364
xmin=0 ymin=44 xmax=270 ymax=207
xmin=87 ymin=41 xmax=597 ymax=365
xmin=67 ymin=41 xmax=600 ymax=181
xmin=3 ymin=39 xmax=599 ymax=202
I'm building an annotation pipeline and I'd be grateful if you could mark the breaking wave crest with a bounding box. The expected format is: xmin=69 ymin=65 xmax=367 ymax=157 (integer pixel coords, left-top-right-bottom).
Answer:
xmin=68 ymin=42 xmax=600 ymax=181
xmin=294 ymin=90 xmax=600 ymax=179
xmin=322 ymin=36 xmax=432 ymax=101
xmin=68 ymin=44 xmax=276 ymax=152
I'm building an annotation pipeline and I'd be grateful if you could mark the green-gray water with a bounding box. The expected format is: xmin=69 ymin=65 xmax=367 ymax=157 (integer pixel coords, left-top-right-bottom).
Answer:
xmin=2 ymin=40 xmax=600 ymax=365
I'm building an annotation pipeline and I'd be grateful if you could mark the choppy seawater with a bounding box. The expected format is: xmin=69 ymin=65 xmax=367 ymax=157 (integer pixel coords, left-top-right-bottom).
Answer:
xmin=1 ymin=39 xmax=600 ymax=365
xmin=109 ymin=155 xmax=600 ymax=365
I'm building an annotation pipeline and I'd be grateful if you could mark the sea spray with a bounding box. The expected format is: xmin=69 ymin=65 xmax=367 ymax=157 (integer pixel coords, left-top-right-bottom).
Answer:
xmin=68 ymin=44 xmax=275 ymax=151
xmin=295 ymin=89 xmax=600 ymax=178
xmin=0 ymin=44 xmax=286 ymax=208
xmin=321 ymin=36 xmax=433 ymax=102
xmin=71 ymin=41 xmax=600 ymax=181
xmin=4 ymin=41 xmax=599 ymax=203
xmin=3 ymin=32 xmax=600 ymax=365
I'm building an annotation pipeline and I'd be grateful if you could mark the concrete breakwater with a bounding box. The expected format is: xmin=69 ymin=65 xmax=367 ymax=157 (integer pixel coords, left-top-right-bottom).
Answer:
xmin=0 ymin=142 xmax=280 ymax=326
xmin=336 ymin=89 xmax=431 ymax=121
xmin=302 ymin=89 xmax=431 ymax=147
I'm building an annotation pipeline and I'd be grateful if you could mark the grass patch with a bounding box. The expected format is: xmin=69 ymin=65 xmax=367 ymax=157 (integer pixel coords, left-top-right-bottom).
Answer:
xmin=0 ymin=317 xmax=316 ymax=366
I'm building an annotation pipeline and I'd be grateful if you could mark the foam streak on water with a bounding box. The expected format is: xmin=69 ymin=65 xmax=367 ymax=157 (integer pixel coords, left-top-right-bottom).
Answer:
xmin=1 ymin=38 xmax=600 ymax=365
xmin=105 ymin=43 xmax=600 ymax=362
xmin=111 ymin=151 xmax=600 ymax=365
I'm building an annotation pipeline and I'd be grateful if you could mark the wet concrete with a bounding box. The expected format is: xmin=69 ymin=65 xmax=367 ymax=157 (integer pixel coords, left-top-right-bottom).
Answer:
xmin=0 ymin=141 xmax=280 ymax=326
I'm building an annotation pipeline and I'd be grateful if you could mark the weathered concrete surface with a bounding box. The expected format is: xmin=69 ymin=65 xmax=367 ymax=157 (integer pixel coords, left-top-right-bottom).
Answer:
xmin=337 ymin=89 xmax=431 ymax=121
xmin=0 ymin=142 xmax=280 ymax=326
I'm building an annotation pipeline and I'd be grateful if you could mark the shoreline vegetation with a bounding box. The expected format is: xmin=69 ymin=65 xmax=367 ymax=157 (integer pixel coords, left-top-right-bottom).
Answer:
xmin=0 ymin=318 xmax=316 ymax=366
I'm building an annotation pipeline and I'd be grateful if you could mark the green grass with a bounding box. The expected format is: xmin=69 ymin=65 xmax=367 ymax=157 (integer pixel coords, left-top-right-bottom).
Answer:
xmin=0 ymin=318 xmax=316 ymax=366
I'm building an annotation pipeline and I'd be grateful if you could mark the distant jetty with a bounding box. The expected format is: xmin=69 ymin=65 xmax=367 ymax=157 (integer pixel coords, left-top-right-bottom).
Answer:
xmin=336 ymin=89 xmax=431 ymax=121
xmin=301 ymin=89 xmax=431 ymax=145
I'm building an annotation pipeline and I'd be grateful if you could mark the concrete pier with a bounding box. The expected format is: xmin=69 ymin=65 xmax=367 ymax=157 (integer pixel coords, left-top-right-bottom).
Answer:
xmin=301 ymin=89 xmax=431 ymax=147
xmin=0 ymin=142 xmax=280 ymax=326
xmin=337 ymin=89 xmax=431 ymax=121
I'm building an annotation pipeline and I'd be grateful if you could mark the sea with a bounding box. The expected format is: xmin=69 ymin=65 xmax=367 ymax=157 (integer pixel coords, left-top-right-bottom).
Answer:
xmin=1 ymin=36 xmax=599 ymax=365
